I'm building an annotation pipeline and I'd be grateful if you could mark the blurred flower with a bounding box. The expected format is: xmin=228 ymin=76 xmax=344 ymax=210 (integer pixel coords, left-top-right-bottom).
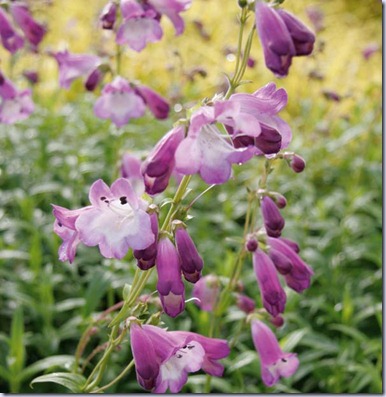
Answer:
xmin=84 ymin=68 xmax=104 ymax=91
xmin=135 ymin=85 xmax=170 ymax=119
xmin=23 ymin=70 xmax=39 ymax=84
xmin=0 ymin=72 xmax=34 ymax=124
xmin=130 ymin=322 xmax=229 ymax=392
xmin=0 ymin=7 xmax=24 ymax=53
xmin=236 ymin=293 xmax=255 ymax=314
xmin=142 ymin=125 xmax=185 ymax=195
xmin=94 ymin=76 xmax=146 ymax=127
xmin=67 ymin=178 xmax=155 ymax=259
xmin=253 ymin=248 xmax=286 ymax=317
xmin=192 ymin=274 xmax=220 ymax=312
xmin=156 ymin=236 xmax=185 ymax=317
xmin=99 ymin=1 xmax=117 ymax=30
xmin=362 ymin=42 xmax=380 ymax=60
xmin=53 ymin=50 xmax=102 ymax=89
xmin=261 ymin=196 xmax=285 ymax=238
xmin=174 ymin=223 xmax=204 ymax=283
xmin=251 ymin=319 xmax=299 ymax=386
xmin=270 ymin=314 xmax=284 ymax=328
xmin=10 ymin=2 xmax=46 ymax=49
xmin=254 ymin=1 xmax=315 ymax=77
xmin=306 ymin=5 xmax=325 ymax=33
xmin=245 ymin=233 xmax=258 ymax=252
xmin=120 ymin=152 xmax=145 ymax=195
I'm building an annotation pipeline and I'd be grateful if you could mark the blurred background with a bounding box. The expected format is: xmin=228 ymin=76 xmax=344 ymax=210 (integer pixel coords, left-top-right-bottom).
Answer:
xmin=0 ymin=0 xmax=382 ymax=393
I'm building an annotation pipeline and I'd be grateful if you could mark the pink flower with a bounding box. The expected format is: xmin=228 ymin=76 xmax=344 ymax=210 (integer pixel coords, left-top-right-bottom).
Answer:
xmin=0 ymin=7 xmax=24 ymax=53
xmin=135 ymin=85 xmax=170 ymax=119
xmin=192 ymin=275 xmax=220 ymax=312
xmin=120 ymin=153 xmax=145 ymax=196
xmin=99 ymin=1 xmax=117 ymax=30
xmin=251 ymin=319 xmax=299 ymax=386
xmin=130 ymin=322 xmax=229 ymax=393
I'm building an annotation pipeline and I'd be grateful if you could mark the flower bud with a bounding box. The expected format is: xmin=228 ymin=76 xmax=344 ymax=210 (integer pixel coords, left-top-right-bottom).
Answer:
xmin=85 ymin=68 xmax=103 ymax=91
xmin=290 ymin=154 xmax=306 ymax=173
xmin=23 ymin=70 xmax=39 ymax=84
xmin=245 ymin=234 xmax=258 ymax=252
xmin=236 ymin=293 xmax=255 ymax=314
xmin=270 ymin=314 xmax=285 ymax=328
xmin=192 ymin=274 xmax=220 ymax=312
xmin=261 ymin=196 xmax=285 ymax=238
xmin=135 ymin=85 xmax=170 ymax=120
xmin=270 ymin=192 xmax=287 ymax=209
xmin=100 ymin=1 xmax=117 ymax=30
xmin=134 ymin=212 xmax=159 ymax=270
xmin=279 ymin=237 xmax=300 ymax=253
xmin=268 ymin=247 xmax=292 ymax=275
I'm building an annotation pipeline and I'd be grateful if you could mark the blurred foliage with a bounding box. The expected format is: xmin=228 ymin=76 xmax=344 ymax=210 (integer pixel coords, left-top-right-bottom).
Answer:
xmin=0 ymin=0 xmax=382 ymax=393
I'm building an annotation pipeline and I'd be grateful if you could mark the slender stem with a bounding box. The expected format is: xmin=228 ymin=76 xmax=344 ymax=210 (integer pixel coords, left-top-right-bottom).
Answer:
xmin=91 ymin=360 xmax=135 ymax=393
xmin=186 ymin=184 xmax=216 ymax=211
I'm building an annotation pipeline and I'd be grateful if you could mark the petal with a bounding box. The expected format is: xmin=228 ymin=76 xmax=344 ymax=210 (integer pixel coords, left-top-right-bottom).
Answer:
xmin=88 ymin=179 xmax=112 ymax=208
xmin=110 ymin=178 xmax=140 ymax=210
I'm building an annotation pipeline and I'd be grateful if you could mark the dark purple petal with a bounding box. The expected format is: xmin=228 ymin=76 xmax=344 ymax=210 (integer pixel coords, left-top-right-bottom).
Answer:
xmin=261 ymin=196 xmax=285 ymax=237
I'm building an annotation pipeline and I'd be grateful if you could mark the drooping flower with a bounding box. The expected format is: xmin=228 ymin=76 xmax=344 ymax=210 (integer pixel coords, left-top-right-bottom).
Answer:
xmin=253 ymin=248 xmax=286 ymax=317
xmin=74 ymin=178 xmax=155 ymax=259
xmin=135 ymin=85 xmax=170 ymax=119
xmin=99 ymin=1 xmax=117 ymax=30
xmin=0 ymin=7 xmax=24 ymax=53
xmin=53 ymin=50 xmax=102 ymax=90
xmin=251 ymin=319 xmax=299 ymax=386
xmin=9 ymin=2 xmax=46 ymax=49
xmin=156 ymin=236 xmax=185 ymax=317
xmin=254 ymin=1 xmax=315 ymax=77
xmin=130 ymin=322 xmax=230 ymax=393
xmin=192 ymin=274 xmax=220 ymax=312
xmin=268 ymin=237 xmax=313 ymax=293
xmin=260 ymin=195 xmax=285 ymax=238
xmin=94 ymin=76 xmax=146 ymax=127
xmin=142 ymin=125 xmax=185 ymax=195
xmin=0 ymin=72 xmax=34 ymax=124
xmin=174 ymin=222 xmax=203 ymax=283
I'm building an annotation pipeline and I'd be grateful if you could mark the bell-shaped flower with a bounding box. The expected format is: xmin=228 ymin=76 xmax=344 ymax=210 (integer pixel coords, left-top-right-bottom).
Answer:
xmin=253 ymin=248 xmax=286 ymax=317
xmin=0 ymin=72 xmax=34 ymax=124
xmin=268 ymin=237 xmax=313 ymax=293
xmin=130 ymin=322 xmax=229 ymax=393
xmin=75 ymin=178 xmax=155 ymax=259
xmin=261 ymin=196 xmax=285 ymax=238
xmin=192 ymin=274 xmax=220 ymax=312
xmin=135 ymin=85 xmax=170 ymax=119
xmin=0 ymin=7 xmax=24 ymax=53
xmin=99 ymin=1 xmax=117 ymax=30
xmin=142 ymin=125 xmax=185 ymax=195
xmin=174 ymin=223 xmax=203 ymax=283
xmin=10 ymin=2 xmax=46 ymax=49
xmin=251 ymin=319 xmax=299 ymax=386
xmin=156 ymin=236 xmax=185 ymax=317
xmin=94 ymin=76 xmax=146 ymax=127
xmin=53 ymin=50 xmax=102 ymax=90
xmin=134 ymin=211 xmax=159 ymax=270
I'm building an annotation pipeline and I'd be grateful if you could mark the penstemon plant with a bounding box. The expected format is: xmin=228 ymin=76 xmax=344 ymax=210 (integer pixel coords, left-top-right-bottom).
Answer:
xmin=25 ymin=0 xmax=317 ymax=393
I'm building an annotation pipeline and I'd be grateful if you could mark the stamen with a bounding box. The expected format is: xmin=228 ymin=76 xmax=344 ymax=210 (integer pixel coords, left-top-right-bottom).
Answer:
xmin=281 ymin=358 xmax=287 ymax=363
xmin=119 ymin=196 xmax=128 ymax=205
xmin=100 ymin=196 xmax=106 ymax=201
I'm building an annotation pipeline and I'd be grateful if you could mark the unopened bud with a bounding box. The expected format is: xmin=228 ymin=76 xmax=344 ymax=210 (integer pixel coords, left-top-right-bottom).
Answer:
xmin=270 ymin=192 xmax=287 ymax=209
xmin=270 ymin=314 xmax=285 ymax=328
xmin=246 ymin=234 xmax=258 ymax=252
xmin=290 ymin=154 xmax=306 ymax=173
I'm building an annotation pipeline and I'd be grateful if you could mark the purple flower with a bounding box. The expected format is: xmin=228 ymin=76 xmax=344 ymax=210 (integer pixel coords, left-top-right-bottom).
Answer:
xmin=0 ymin=7 xmax=24 ymax=53
xmin=10 ymin=2 xmax=46 ymax=49
xmin=99 ymin=1 xmax=117 ymax=30
xmin=175 ymin=223 xmax=203 ymax=283
xmin=134 ymin=211 xmax=158 ymax=270
xmin=0 ymin=72 xmax=34 ymax=124
xmin=23 ymin=70 xmax=39 ymax=84
xmin=236 ymin=293 xmax=255 ymax=314
xmin=120 ymin=152 xmax=145 ymax=196
xmin=306 ymin=5 xmax=324 ymax=33
xmin=251 ymin=318 xmax=299 ymax=387
xmin=94 ymin=76 xmax=146 ymax=127
xmin=175 ymin=107 xmax=255 ymax=185
xmin=268 ymin=237 xmax=313 ymax=293
xmin=289 ymin=154 xmax=306 ymax=173
xmin=130 ymin=322 xmax=229 ymax=393
xmin=362 ymin=42 xmax=380 ymax=60
xmin=254 ymin=1 xmax=314 ymax=77
xmin=261 ymin=196 xmax=285 ymax=238
xmin=253 ymin=249 xmax=286 ymax=317
xmin=75 ymin=178 xmax=155 ymax=259
xmin=135 ymin=85 xmax=170 ymax=119
xmin=192 ymin=274 xmax=220 ymax=312
xmin=53 ymin=50 xmax=102 ymax=89
xmin=156 ymin=236 xmax=185 ymax=317
xmin=116 ymin=0 xmax=163 ymax=52
xmin=142 ymin=125 xmax=185 ymax=195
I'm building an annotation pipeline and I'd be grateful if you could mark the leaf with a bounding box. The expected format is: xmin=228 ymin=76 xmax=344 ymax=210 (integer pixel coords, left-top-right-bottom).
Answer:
xmin=8 ymin=306 xmax=25 ymax=376
xmin=280 ymin=328 xmax=308 ymax=351
xmin=82 ymin=269 xmax=111 ymax=318
xmin=30 ymin=372 xmax=86 ymax=392
xmin=228 ymin=351 xmax=257 ymax=372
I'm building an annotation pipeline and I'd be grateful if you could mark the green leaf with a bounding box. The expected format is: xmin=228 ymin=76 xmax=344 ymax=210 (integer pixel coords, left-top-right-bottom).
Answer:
xmin=82 ymin=269 xmax=111 ymax=318
xmin=8 ymin=306 xmax=25 ymax=376
xmin=30 ymin=372 xmax=86 ymax=392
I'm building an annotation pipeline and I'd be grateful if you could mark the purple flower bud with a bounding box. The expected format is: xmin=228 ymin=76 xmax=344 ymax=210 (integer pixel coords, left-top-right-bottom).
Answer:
xmin=236 ymin=293 xmax=255 ymax=314
xmin=10 ymin=2 xmax=46 ymax=49
xmin=251 ymin=319 xmax=299 ymax=386
xmin=268 ymin=237 xmax=313 ymax=293
xmin=142 ymin=126 xmax=185 ymax=195
xmin=247 ymin=56 xmax=256 ymax=68
xmin=100 ymin=1 xmax=117 ymax=30
xmin=268 ymin=247 xmax=292 ymax=275
xmin=254 ymin=124 xmax=282 ymax=154
xmin=276 ymin=9 xmax=315 ymax=56
xmin=278 ymin=237 xmax=300 ymax=253
xmin=192 ymin=274 xmax=220 ymax=312
xmin=0 ymin=7 xmax=24 ymax=53
xmin=175 ymin=224 xmax=203 ymax=283
xmin=290 ymin=154 xmax=306 ymax=173
xmin=135 ymin=85 xmax=170 ymax=120
xmin=253 ymin=249 xmax=286 ymax=317
xmin=23 ymin=70 xmax=39 ymax=84
xmin=245 ymin=234 xmax=258 ymax=252
xmin=362 ymin=42 xmax=379 ymax=60
xmin=134 ymin=212 xmax=159 ymax=270
xmin=84 ymin=68 xmax=103 ymax=91
xmin=261 ymin=196 xmax=285 ymax=238
xmin=156 ymin=236 xmax=185 ymax=317
xmin=270 ymin=192 xmax=287 ymax=209
xmin=270 ymin=315 xmax=285 ymax=328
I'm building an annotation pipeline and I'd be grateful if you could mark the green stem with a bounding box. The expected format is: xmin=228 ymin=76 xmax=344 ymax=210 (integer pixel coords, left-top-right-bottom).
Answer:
xmin=91 ymin=360 xmax=135 ymax=393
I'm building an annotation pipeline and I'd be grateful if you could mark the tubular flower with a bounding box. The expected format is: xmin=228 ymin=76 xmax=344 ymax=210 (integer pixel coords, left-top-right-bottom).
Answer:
xmin=0 ymin=72 xmax=34 ymax=124
xmin=53 ymin=50 xmax=102 ymax=90
xmin=94 ymin=76 xmax=146 ymax=127
xmin=254 ymin=1 xmax=315 ymax=77
xmin=0 ymin=7 xmax=24 ymax=53
xmin=130 ymin=322 xmax=230 ymax=393
xmin=251 ymin=319 xmax=299 ymax=387
xmin=253 ymin=248 xmax=286 ymax=317
xmin=261 ymin=196 xmax=285 ymax=238
xmin=192 ymin=274 xmax=220 ymax=312
xmin=72 ymin=178 xmax=155 ymax=259
xmin=135 ymin=85 xmax=170 ymax=119
xmin=268 ymin=237 xmax=313 ymax=293
xmin=99 ymin=1 xmax=117 ymax=30
xmin=156 ymin=236 xmax=185 ymax=317
xmin=9 ymin=2 xmax=46 ymax=49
